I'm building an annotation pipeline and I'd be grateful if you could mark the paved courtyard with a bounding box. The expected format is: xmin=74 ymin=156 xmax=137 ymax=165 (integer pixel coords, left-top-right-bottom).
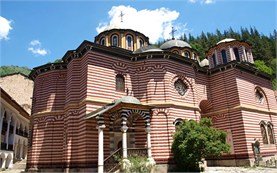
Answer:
xmin=205 ymin=166 xmax=277 ymax=173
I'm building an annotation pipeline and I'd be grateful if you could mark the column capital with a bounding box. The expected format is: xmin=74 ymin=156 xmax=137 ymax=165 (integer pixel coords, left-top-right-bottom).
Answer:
xmin=96 ymin=124 xmax=106 ymax=130
xmin=121 ymin=125 xmax=128 ymax=132
xmin=145 ymin=127 xmax=151 ymax=133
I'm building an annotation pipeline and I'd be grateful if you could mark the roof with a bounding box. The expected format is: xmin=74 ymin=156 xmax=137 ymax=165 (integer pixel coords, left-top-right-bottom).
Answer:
xmin=133 ymin=45 xmax=163 ymax=54
xmin=217 ymin=38 xmax=236 ymax=45
xmin=160 ymin=39 xmax=191 ymax=50
xmin=86 ymin=96 xmax=151 ymax=119
xmin=0 ymin=87 xmax=30 ymax=120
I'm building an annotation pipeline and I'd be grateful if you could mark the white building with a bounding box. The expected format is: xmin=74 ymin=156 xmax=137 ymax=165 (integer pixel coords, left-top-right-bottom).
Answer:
xmin=0 ymin=87 xmax=29 ymax=169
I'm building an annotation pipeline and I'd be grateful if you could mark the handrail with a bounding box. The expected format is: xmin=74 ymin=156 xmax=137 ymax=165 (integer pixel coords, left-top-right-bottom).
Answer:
xmin=104 ymin=148 xmax=122 ymax=162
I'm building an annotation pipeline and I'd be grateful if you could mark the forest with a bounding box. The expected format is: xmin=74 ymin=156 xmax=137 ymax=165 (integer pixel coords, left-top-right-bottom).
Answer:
xmin=1 ymin=27 xmax=276 ymax=89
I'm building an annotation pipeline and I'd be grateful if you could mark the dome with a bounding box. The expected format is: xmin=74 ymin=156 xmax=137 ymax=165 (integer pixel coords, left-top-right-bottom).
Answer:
xmin=114 ymin=96 xmax=141 ymax=105
xmin=160 ymin=39 xmax=191 ymax=50
xmin=217 ymin=38 xmax=236 ymax=45
xmin=199 ymin=59 xmax=209 ymax=67
xmin=133 ymin=45 xmax=163 ymax=54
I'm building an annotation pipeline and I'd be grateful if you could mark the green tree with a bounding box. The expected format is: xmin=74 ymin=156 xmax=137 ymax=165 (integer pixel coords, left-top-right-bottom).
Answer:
xmin=254 ymin=60 xmax=273 ymax=76
xmin=172 ymin=118 xmax=230 ymax=172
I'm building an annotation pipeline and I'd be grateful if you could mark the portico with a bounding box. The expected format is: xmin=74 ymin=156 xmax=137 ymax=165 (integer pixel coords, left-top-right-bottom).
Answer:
xmin=86 ymin=96 xmax=155 ymax=173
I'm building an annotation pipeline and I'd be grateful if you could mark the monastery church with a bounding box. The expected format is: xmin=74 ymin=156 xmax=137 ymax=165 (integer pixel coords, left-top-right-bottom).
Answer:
xmin=27 ymin=24 xmax=277 ymax=172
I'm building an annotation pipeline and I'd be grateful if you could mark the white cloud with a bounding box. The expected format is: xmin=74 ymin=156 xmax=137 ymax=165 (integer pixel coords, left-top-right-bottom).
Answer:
xmin=96 ymin=5 xmax=190 ymax=43
xmin=188 ymin=0 xmax=215 ymax=4
xmin=0 ymin=16 xmax=13 ymax=40
xmin=28 ymin=40 xmax=48 ymax=56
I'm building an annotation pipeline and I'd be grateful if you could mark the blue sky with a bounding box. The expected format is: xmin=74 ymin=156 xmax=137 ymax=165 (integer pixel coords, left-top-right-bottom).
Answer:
xmin=1 ymin=0 xmax=276 ymax=69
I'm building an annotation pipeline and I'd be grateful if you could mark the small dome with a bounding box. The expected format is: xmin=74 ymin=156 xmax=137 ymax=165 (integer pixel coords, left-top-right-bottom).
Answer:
xmin=217 ymin=38 xmax=236 ymax=45
xmin=114 ymin=96 xmax=141 ymax=104
xmin=134 ymin=45 xmax=162 ymax=54
xmin=199 ymin=59 xmax=209 ymax=67
xmin=160 ymin=39 xmax=191 ymax=50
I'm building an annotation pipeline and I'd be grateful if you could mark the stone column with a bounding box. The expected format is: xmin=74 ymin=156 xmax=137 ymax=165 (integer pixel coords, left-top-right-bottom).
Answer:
xmin=12 ymin=122 xmax=17 ymax=150
xmin=97 ymin=124 xmax=106 ymax=173
xmin=121 ymin=125 xmax=128 ymax=159
xmin=0 ymin=115 xmax=4 ymax=144
xmin=145 ymin=119 xmax=155 ymax=165
xmin=1 ymin=154 xmax=6 ymax=169
xmin=6 ymin=117 xmax=11 ymax=149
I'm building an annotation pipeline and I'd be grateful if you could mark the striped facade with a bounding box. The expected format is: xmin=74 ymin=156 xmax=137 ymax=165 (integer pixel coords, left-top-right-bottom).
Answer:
xmin=27 ymin=29 xmax=277 ymax=171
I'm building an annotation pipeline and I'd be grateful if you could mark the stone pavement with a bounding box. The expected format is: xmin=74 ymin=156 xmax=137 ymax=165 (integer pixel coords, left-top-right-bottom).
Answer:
xmin=205 ymin=166 xmax=277 ymax=173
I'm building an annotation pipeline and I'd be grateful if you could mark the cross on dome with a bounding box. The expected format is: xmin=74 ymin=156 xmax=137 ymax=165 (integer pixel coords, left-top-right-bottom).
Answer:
xmin=120 ymin=11 xmax=124 ymax=23
xmin=171 ymin=26 xmax=177 ymax=40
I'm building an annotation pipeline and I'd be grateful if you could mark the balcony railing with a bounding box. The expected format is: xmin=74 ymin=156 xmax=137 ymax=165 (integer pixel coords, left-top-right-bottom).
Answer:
xmin=127 ymin=148 xmax=147 ymax=157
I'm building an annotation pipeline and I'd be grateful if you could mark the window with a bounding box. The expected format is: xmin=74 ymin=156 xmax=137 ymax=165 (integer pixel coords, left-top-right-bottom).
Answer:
xmin=184 ymin=51 xmax=190 ymax=58
xmin=221 ymin=49 xmax=228 ymax=64
xmin=172 ymin=50 xmax=179 ymax=55
xmin=212 ymin=54 xmax=217 ymax=67
xmin=139 ymin=39 xmax=144 ymax=48
xmin=255 ymin=89 xmax=264 ymax=104
xmin=260 ymin=123 xmax=268 ymax=144
xmin=116 ymin=74 xmax=125 ymax=92
xmin=100 ymin=37 xmax=105 ymax=46
xmin=174 ymin=79 xmax=188 ymax=96
xmin=126 ymin=35 xmax=133 ymax=50
xmin=174 ymin=118 xmax=183 ymax=130
xmin=111 ymin=35 xmax=119 ymax=47
xmin=233 ymin=47 xmax=240 ymax=62
xmin=267 ymin=124 xmax=275 ymax=144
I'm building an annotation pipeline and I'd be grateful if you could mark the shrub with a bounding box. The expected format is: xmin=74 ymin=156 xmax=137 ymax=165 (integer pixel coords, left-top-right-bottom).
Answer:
xmin=172 ymin=118 xmax=230 ymax=172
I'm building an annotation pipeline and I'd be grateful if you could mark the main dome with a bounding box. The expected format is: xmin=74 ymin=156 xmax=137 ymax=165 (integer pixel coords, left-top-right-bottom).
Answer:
xmin=160 ymin=39 xmax=191 ymax=50
xmin=133 ymin=45 xmax=163 ymax=54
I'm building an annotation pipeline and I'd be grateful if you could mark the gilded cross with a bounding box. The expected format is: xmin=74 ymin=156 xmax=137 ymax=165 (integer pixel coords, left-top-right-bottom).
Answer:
xmin=120 ymin=11 xmax=124 ymax=23
xmin=171 ymin=26 xmax=177 ymax=40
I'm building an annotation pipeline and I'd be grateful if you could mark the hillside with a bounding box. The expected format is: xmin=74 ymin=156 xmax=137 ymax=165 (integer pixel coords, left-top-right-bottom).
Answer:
xmin=0 ymin=66 xmax=31 ymax=77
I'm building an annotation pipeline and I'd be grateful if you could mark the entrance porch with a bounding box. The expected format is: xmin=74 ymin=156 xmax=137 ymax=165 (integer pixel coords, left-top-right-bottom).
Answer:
xmin=86 ymin=96 xmax=155 ymax=173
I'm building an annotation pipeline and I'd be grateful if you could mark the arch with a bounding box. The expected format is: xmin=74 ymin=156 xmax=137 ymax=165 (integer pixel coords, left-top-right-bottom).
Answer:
xmin=233 ymin=47 xmax=240 ymax=62
xmin=221 ymin=49 xmax=228 ymax=64
xmin=172 ymin=50 xmax=179 ymax=55
xmin=5 ymin=153 xmax=12 ymax=168
xmin=184 ymin=51 xmax=190 ymax=58
xmin=173 ymin=118 xmax=183 ymax=126
xmin=212 ymin=54 xmax=217 ymax=67
xmin=255 ymin=87 xmax=265 ymax=104
xmin=126 ymin=34 xmax=134 ymax=50
xmin=174 ymin=79 xmax=188 ymax=96
xmin=111 ymin=34 xmax=119 ymax=47
xmin=260 ymin=122 xmax=268 ymax=144
xmin=267 ymin=122 xmax=275 ymax=144
xmin=139 ymin=38 xmax=144 ymax=48
xmin=100 ymin=37 xmax=105 ymax=46
xmin=115 ymin=74 xmax=125 ymax=92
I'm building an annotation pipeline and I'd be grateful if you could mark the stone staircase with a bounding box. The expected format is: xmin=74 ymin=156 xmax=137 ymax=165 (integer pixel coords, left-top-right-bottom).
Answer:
xmin=12 ymin=159 xmax=26 ymax=170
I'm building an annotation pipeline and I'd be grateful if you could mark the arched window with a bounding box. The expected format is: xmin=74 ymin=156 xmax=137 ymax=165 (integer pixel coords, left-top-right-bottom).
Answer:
xmin=212 ymin=54 xmax=217 ymax=67
xmin=116 ymin=74 xmax=125 ymax=92
xmin=267 ymin=123 xmax=275 ymax=144
xmin=172 ymin=50 xmax=179 ymax=55
xmin=260 ymin=123 xmax=268 ymax=144
xmin=100 ymin=37 xmax=105 ymax=46
xmin=174 ymin=118 xmax=183 ymax=130
xmin=255 ymin=89 xmax=264 ymax=104
xmin=139 ymin=39 xmax=144 ymax=48
xmin=126 ymin=35 xmax=133 ymax=50
xmin=221 ymin=49 xmax=228 ymax=64
xmin=174 ymin=79 xmax=188 ymax=96
xmin=233 ymin=47 xmax=240 ymax=62
xmin=184 ymin=51 xmax=190 ymax=58
xmin=111 ymin=35 xmax=119 ymax=47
